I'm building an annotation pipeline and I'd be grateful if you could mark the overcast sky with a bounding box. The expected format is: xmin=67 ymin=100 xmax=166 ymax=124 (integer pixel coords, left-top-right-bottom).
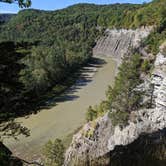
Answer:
xmin=0 ymin=0 xmax=152 ymax=13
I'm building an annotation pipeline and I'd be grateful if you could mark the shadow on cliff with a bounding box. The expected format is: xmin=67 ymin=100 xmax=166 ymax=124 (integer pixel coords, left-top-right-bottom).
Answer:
xmin=108 ymin=128 xmax=166 ymax=166
xmin=40 ymin=57 xmax=106 ymax=107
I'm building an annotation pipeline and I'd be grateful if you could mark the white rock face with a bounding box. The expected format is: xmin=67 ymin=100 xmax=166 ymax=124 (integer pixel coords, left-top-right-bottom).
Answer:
xmin=152 ymin=53 xmax=166 ymax=110
xmin=64 ymin=48 xmax=166 ymax=166
xmin=93 ymin=27 xmax=152 ymax=61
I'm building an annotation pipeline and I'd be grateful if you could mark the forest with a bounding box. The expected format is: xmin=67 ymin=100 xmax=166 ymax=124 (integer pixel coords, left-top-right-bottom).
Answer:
xmin=0 ymin=0 xmax=166 ymax=122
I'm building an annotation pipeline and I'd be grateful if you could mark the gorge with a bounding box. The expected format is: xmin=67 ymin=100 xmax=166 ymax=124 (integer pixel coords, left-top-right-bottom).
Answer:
xmin=0 ymin=1 xmax=166 ymax=166
xmin=5 ymin=26 xmax=154 ymax=162
xmin=64 ymin=44 xmax=166 ymax=165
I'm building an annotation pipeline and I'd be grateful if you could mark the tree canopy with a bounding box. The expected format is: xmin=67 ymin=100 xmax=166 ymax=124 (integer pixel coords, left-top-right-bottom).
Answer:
xmin=0 ymin=0 xmax=31 ymax=7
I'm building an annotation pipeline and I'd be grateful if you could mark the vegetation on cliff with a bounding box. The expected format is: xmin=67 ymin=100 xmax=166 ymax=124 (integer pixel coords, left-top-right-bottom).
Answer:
xmin=86 ymin=53 xmax=143 ymax=126
xmin=43 ymin=139 xmax=65 ymax=166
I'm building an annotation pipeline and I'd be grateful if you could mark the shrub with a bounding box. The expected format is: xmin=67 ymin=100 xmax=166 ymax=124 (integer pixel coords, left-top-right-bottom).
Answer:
xmin=86 ymin=101 xmax=109 ymax=122
xmin=109 ymin=111 xmax=129 ymax=127
xmin=43 ymin=139 xmax=65 ymax=166
xmin=86 ymin=106 xmax=98 ymax=122
xmin=141 ymin=59 xmax=152 ymax=73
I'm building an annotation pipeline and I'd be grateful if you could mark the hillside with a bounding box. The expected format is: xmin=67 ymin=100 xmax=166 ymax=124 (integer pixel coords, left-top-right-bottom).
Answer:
xmin=0 ymin=3 xmax=146 ymax=122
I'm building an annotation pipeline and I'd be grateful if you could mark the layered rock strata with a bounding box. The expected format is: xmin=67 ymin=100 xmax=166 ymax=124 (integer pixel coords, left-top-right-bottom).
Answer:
xmin=93 ymin=27 xmax=152 ymax=61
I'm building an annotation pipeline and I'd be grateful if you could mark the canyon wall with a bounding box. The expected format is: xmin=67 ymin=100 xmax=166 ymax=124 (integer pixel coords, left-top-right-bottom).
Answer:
xmin=64 ymin=29 xmax=166 ymax=166
xmin=93 ymin=27 xmax=152 ymax=62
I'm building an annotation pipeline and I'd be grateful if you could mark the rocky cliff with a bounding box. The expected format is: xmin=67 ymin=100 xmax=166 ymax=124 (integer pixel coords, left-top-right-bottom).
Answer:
xmin=64 ymin=31 xmax=166 ymax=166
xmin=93 ymin=27 xmax=152 ymax=61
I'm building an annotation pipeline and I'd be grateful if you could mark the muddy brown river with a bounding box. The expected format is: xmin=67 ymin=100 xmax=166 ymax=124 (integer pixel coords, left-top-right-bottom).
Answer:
xmin=4 ymin=57 xmax=116 ymax=160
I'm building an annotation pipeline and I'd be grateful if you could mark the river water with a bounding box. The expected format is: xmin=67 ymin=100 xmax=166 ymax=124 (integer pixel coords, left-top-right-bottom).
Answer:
xmin=4 ymin=57 xmax=116 ymax=160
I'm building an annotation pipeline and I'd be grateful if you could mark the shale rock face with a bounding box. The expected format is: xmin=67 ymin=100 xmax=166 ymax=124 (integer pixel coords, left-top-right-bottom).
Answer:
xmin=64 ymin=46 xmax=166 ymax=166
xmin=93 ymin=27 xmax=152 ymax=61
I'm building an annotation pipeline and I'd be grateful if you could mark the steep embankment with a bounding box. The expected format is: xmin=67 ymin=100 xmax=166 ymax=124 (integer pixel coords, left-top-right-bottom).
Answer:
xmin=64 ymin=36 xmax=166 ymax=166
xmin=93 ymin=27 xmax=152 ymax=64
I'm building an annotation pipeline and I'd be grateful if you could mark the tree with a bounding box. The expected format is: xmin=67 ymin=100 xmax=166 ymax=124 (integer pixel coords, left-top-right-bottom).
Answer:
xmin=43 ymin=139 xmax=65 ymax=166
xmin=86 ymin=106 xmax=97 ymax=122
xmin=0 ymin=0 xmax=31 ymax=8
xmin=0 ymin=0 xmax=31 ymax=162
xmin=107 ymin=54 xmax=143 ymax=113
xmin=0 ymin=42 xmax=30 ymax=141
xmin=0 ymin=42 xmax=24 ymax=121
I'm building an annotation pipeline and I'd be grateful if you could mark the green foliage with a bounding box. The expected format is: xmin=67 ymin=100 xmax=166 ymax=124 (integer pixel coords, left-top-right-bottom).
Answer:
xmin=0 ymin=1 xmax=166 ymax=56
xmin=0 ymin=42 xmax=25 ymax=121
xmin=83 ymin=121 xmax=97 ymax=139
xmin=86 ymin=101 xmax=109 ymax=122
xmin=0 ymin=0 xmax=31 ymax=8
xmin=86 ymin=106 xmax=98 ymax=122
xmin=107 ymin=54 xmax=143 ymax=113
xmin=143 ymin=1 xmax=166 ymax=54
xmin=0 ymin=2 xmax=102 ymax=122
xmin=43 ymin=139 xmax=65 ymax=166
xmin=1 ymin=1 xmax=166 ymax=42
xmin=86 ymin=53 xmax=144 ymax=126
xmin=144 ymin=28 xmax=166 ymax=55
xmin=0 ymin=5 xmax=101 ymax=98
xmin=0 ymin=142 xmax=11 ymax=166
xmin=0 ymin=1 xmax=166 ymax=121
xmin=0 ymin=142 xmax=23 ymax=166
xmin=141 ymin=59 xmax=152 ymax=73
xmin=109 ymin=111 xmax=129 ymax=127
xmin=20 ymin=46 xmax=67 ymax=96
xmin=106 ymin=54 xmax=143 ymax=126
xmin=1 ymin=0 xmax=166 ymax=133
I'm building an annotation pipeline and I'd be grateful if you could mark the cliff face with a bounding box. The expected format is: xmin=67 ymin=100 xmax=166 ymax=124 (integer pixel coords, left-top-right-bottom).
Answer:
xmin=93 ymin=27 xmax=152 ymax=62
xmin=64 ymin=29 xmax=166 ymax=166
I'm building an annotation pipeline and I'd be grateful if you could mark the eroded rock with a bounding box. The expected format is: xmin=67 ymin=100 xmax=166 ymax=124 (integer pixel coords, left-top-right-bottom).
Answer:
xmin=93 ymin=27 xmax=152 ymax=62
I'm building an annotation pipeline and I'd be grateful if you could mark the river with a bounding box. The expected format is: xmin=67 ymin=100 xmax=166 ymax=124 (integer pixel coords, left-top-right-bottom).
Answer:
xmin=4 ymin=56 xmax=116 ymax=160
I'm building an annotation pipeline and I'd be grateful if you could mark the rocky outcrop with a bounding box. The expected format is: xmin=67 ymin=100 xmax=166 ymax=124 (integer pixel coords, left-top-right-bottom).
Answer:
xmin=108 ymin=129 xmax=166 ymax=166
xmin=93 ymin=27 xmax=152 ymax=62
xmin=64 ymin=47 xmax=166 ymax=166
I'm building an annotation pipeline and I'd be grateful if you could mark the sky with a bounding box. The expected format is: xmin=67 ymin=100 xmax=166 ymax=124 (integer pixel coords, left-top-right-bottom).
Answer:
xmin=0 ymin=0 xmax=152 ymax=13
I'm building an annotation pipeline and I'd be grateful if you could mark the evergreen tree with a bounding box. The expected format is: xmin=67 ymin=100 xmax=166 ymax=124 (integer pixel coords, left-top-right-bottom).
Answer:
xmin=43 ymin=139 xmax=65 ymax=166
